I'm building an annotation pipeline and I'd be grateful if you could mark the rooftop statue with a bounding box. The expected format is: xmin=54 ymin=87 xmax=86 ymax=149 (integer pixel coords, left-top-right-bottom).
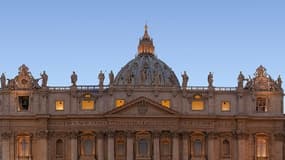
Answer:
xmin=208 ymin=72 xmax=213 ymax=87
xmin=1 ymin=73 xmax=6 ymax=89
xmin=98 ymin=71 xmax=105 ymax=86
xmin=238 ymin=71 xmax=245 ymax=88
xmin=71 ymin=71 xmax=78 ymax=86
xmin=181 ymin=71 xmax=189 ymax=89
xmin=41 ymin=71 xmax=48 ymax=88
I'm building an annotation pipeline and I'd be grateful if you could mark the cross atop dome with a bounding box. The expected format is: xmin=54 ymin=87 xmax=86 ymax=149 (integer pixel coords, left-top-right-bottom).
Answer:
xmin=138 ymin=24 xmax=155 ymax=55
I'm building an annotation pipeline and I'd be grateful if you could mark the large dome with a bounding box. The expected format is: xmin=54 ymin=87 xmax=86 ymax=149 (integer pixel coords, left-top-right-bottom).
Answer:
xmin=114 ymin=54 xmax=180 ymax=87
xmin=114 ymin=25 xmax=180 ymax=87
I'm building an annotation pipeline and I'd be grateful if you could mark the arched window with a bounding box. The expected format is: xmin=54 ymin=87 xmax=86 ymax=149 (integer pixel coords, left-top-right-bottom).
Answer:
xmin=17 ymin=135 xmax=31 ymax=158
xmin=194 ymin=139 xmax=202 ymax=156
xmin=256 ymin=135 xmax=268 ymax=158
xmin=222 ymin=139 xmax=230 ymax=156
xmin=56 ymin=139 xmax=64 ymax=157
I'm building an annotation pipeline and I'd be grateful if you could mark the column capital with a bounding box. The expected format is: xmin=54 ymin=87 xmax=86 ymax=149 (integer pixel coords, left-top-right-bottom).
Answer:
xmin=36 ymin=130 xmax=48 ymax=139
xmin=97 ymin=131 xmax=105 ymax=139
xmin=171 ymin=132 xmax=180 ymax=138
xmin=69 ymin=131 xmax=79 ymax=139
xmin=1 ymin=131 xmax=12 ymax=140
xmin=153 ymin=131 xmax=161 ymax=138
xmin=127 ymin=130 xmax=135 ymax=138
xmin=207 ymin=132 xmax=218 ymax=140
xmin=182 ymin=132 xmax=189 ymax=138
xmin=107 ymin=131 xmax=115 ymax=138
xmin=236 ymin=132 xmax=249 ymax=140
xmin=274 ymin=133 xmax=284 ymax=141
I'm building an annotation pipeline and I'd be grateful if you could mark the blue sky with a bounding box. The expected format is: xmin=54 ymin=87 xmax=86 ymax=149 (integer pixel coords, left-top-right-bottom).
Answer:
xmin=0 ymin=0 xmax=284 ymax=87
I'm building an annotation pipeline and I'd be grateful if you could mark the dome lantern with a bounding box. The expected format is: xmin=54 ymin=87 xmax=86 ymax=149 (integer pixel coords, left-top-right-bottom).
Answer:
xmin=138 ymin=24 xmax=155 ymax=55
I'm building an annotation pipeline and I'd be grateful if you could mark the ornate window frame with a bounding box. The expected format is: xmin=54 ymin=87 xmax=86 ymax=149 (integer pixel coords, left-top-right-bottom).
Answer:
xmin=79 ymin=93 xmax=97 ymax=111
xmin=256 ymin=97 xmax=268 ymax=113
xmin=16 ymin=134 xmax=32 ymax=159
xmin=79 ymin=132 xmax=96 ymax=158
xmin=160 ymin=132 xmax=172 ymax=159
xmin=255 ymin=133 xmax=269 ymax=160
xmin=56 ymin=139 xmax=64 ymax=159
xmin=135 ymin=131 xmax=151 ymax=159
xmin=190 ymin=132 xmax=206 ymax=158
xmin=115 ymin=132 xmax=126 ymax=160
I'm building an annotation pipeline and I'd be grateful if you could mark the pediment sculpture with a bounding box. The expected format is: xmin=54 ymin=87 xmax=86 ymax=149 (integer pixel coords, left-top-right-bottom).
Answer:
xmin=245 ymin=65 xmax=282 ymax=91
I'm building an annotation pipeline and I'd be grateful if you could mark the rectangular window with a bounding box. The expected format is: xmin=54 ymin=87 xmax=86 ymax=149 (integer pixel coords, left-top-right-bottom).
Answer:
xmin=221 ymin=101 xmax=231 ymax=112
xmin=192 ymin=101 xmax=204 ymax=111
xmin=55 ymin=100 xmax=64 ymax=111
xmin=256 ymin=98 xmax=267 ymax=112
xmin=115 ymin=99 xmax=125 ymax=108
xmin=161 ymin=100 xmax=170 ymax=108
xmin=18 ymin=96 xmax=29 ymax=111
xmin=82 ymin=100 xmax=95 ymax=110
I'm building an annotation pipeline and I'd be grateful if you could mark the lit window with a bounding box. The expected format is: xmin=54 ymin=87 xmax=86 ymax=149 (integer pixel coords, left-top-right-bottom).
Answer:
xmin=192 ymin=101 xmax=204 ymax=111
xmin=116 ymin=99 xmax=125 ymax=108
xmin=18 ymin=96 xmax=29 ymax=111
xmin=256 ymin=135 xmax=268 ymax=158
xmin=192 ymin=94 xmax=204 ymax=111
xmin=82 ymin=100 xmax=95 ymax=110
xmin=161 ymin=100 xmax=170 ymax=108
xmin=84 ymin=94 xmax=91 ymax=98
xmin=221 ymin=101 xmax=231 ymax=112
xmin=17 ymin=135 xmax=31 ymax=158
xmin=55 ymin=100 xmax=64 ymax=111
xmin=256 ymin=97 xmax=267 ymax=112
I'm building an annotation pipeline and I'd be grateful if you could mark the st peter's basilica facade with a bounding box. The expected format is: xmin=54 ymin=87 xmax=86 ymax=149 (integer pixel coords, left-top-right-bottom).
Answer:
xmin=0 ymin=26 xmax=284 ymax=160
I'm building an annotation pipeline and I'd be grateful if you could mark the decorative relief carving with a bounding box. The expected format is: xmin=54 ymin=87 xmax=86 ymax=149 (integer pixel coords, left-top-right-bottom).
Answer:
xmin=137 ymin=102 xmax=148 ymax=115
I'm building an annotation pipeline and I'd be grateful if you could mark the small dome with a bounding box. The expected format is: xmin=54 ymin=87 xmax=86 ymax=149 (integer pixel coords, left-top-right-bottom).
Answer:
xmin=114 ymin=54 xmax=180 ymax=87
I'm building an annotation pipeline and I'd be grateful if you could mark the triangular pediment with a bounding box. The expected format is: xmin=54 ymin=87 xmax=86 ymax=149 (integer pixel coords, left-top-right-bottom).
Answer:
xmin=104 ymin=97 xmax=179 ymax=117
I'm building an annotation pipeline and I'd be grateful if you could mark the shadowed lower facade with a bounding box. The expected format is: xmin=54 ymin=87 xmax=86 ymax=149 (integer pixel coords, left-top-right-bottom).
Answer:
xmin=0 ymin=26 xmax=285 ymax=160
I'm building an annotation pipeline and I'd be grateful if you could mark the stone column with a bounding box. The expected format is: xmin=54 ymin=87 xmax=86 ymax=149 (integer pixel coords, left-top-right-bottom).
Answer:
xmin=182 ymin=132 xmax=189 ymax=160
xmin=1 ymin=132 xmax=11 ymax=160
xmin=207 ymin=132 xmax=217 ymax=160
xmin=127 ymin=131 xmax=134 ymax=160
xmin=273 ymin=133 xmax=284 ymax=160
xmin=70 ymin=87 xmax=77 ymax=113
xmin=97 ymin=132 xmax=104 ymax=160
xmin=107 ymin=132 xmax=115 ymax=160
xmin=70 ymin=132 xmax=78 ymax=160
xmin=237 ymin=133 xmax=248 ymax=160
xmin=37 ymin=131 xmax=48 ymax=160
xmin=153 ymin=132 xmax=160 ymax=160
xmin=172 ymin=132 xmax=179 ymax=160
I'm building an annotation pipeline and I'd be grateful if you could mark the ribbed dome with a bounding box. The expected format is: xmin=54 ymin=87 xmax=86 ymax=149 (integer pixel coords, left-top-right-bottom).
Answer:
xmin=114 ymin=54 xmax=180 ymax=87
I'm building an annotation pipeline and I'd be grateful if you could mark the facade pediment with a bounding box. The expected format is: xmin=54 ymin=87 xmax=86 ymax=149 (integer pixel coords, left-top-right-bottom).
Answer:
xmin=104 ymin=97 xmax=179 ymax=116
